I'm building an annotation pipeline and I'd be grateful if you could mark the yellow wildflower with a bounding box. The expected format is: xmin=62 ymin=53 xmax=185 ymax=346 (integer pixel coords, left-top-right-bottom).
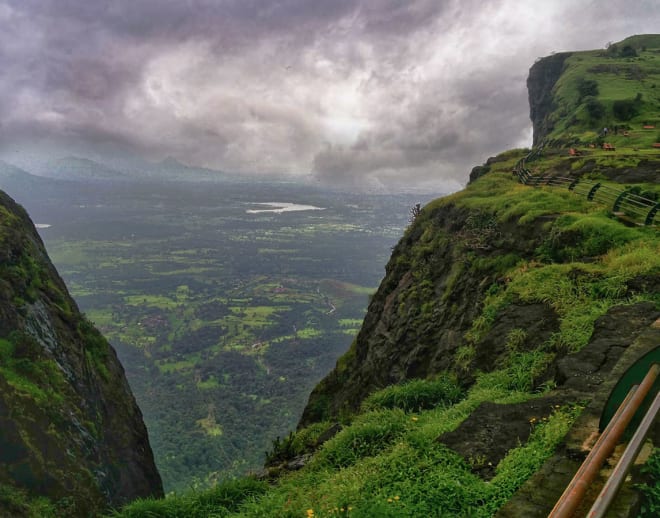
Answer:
xmin=411 ymin=416 xmax=419 ymax=422
xmin=394 ymin=496 xmax=400 ymax=501
xmin=387 ymin=498 xmax=393 ymax=503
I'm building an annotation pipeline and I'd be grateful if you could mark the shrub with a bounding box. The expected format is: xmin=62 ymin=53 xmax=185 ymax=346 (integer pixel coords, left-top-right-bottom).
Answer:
xmin=577 ymin=78 xmax=599 ymax=100
xmin=265 ymin=421 xmax=333 ymax=465
xmin=361 ymin=376 xmax=464 ymax=413
xmin=637 ymin=448 xmax=660 ymax=517
xmin=613 ymin=98 xmax=640 ymax=121
xmin=113 ymin=477 xmax=268 ymax=517
xmin=584 ymin=96 xmax=605 ymax=120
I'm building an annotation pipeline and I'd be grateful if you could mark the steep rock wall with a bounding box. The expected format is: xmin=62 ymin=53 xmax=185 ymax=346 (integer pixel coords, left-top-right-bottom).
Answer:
xmin=300 ymin=202 xmax=554 ymax=425
xmin=0 ymin=190 xmax=163 ymax=515
xmin=527 ymin=52 xmax=572 ymax=145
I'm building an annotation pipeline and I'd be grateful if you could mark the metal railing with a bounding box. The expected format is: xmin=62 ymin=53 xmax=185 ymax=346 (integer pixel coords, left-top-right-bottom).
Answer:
xmin=548 ymin=363 xmax=659 ymax=518
xmin=512 ymin=144 xmax=660 ymax=226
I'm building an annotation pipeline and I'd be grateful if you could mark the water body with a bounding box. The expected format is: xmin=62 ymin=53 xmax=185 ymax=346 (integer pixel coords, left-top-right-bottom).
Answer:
xmin=246 ymin=202 xmax=325 ymax=214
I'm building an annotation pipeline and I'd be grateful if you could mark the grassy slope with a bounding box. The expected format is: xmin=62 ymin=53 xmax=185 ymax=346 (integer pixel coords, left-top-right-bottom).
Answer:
xmin=114 ymin=36 xmax=660 ymax=517
xmin=548 ymin=34 xmax=660 ymax=145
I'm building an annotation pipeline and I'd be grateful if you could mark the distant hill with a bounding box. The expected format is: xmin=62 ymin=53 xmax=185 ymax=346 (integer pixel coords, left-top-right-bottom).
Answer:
xmin=528 ymin=34 xmax=660 ymax=145
xmin=140 ymin=156 xmax=235 ymax=183
xmin=40 ymin=156 xmax=127 ymax=182
xmin=0 ymin=161 xmax=42 ymax=190
xmin=0 ymin=161 xmax=68 ymax=201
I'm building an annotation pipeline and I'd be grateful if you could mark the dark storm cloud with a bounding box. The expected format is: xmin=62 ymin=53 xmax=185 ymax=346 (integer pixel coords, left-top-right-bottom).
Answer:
xmin=0 ymin=0 xmax=658 ymax=190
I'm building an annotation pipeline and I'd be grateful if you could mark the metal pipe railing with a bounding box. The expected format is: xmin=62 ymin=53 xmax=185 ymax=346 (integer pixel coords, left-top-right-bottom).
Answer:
xmin=511 ymin=143 xmax=660 ymax=226
xmin=548 ymin=363 xmax=659 ymax=518
xmin=587 ymin=390 xmax=660 ymax=517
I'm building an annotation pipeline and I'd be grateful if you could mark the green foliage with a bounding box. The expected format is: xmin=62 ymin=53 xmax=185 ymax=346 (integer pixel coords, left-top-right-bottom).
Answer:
xmin=542 ymin=36 xmax=660 ymax=141
xmin=112 ymin=477 xmax=268 ymax=517
xmin=0 ymin=332 xmax=66 ymax=406
xmin=78 ymin=318 xmax=111 ymax=381
xmin=315 ymin=409 xmax=408 ymax=469
xmin=465 ymin=219 xmax=660 ymax=354
xmin=361 ymin=376 xmax=464 ymax=413
xmin=0 ymin=483 xmax=58 ymax=518
xmin=620 ymin=45 xmax=638 ymax=58
xmin=265 ymin=422 xmax=333 ymax=465
xmin=537 ymin=214 xmax=640 ymax=262
xmin=505 ymin=328 xmax=527 ymax=353
xmin=612 ymin=95 xmax=642 ymax=121
xmin=637 ymin=448 xmax=660 ymax=517
xmin=505 ymin=351 xmax=554 ymax=393
xmin=455 ymin=344 xmax=476 ymax=371
xmin=577 ymin=78 xmax=599 ymax=100
xmin=477 ymin=403 xmax=584 ymax=516
xmin=476 ymin=350 xmax=554 ymax=394
xmin=584 ymin=96 xmax=605 ymax=120
xmin=112 ymin=378 xmax=583 ymax=517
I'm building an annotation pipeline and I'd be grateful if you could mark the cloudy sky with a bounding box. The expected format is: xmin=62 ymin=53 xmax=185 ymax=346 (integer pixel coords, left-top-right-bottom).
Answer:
xmin=0 ymin=1 xmax=658 ymax=191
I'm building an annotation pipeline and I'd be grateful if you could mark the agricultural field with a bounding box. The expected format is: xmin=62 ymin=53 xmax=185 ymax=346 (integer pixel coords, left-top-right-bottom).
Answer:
xmin=17 ymin=177 xmax=437 ymax=491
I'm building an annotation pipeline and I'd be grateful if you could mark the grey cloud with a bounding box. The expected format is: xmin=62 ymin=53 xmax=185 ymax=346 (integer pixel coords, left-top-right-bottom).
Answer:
xmin=1 ymin=0 xmax=659 ymax=190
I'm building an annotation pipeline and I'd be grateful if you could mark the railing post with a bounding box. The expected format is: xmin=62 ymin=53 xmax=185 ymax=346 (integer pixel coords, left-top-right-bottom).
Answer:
xmin=645 ymin=203 xmax=660 ymax=226
xmin=587 ymin=183 xmax=602 ymax=201
xmin=612 ymin=191 xmax=630 ymax=212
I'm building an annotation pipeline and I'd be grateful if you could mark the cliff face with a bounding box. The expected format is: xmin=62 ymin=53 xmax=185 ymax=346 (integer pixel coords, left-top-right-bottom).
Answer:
xmin=0 ymin=190 xmax=162 ymax=515
xmin=300 ymin=156 xmax=660 ymax=428
xmin=527 ymin=52 xmax=572 ymax=145
xmin=300 ymin=198 xmax=555 ymax=424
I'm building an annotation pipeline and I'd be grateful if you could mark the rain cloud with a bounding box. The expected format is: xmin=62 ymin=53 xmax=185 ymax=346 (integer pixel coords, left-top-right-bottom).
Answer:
xmin=0 ymin=0 xmax=658 ymax=191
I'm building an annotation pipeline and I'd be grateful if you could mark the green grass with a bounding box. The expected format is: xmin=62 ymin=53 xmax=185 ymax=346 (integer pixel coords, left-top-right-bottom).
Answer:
xmin=0 ymin=334 xmax=67 ymax=406
xmin=361 ymin=375 xmax=463 ymax=413
xmin=114 ymin=373 xmax=581 ymax=517
xmin=111 ymin=478 xmax=269 ymax=518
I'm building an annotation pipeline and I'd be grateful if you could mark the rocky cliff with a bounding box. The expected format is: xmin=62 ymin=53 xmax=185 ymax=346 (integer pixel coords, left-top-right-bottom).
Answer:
xmin=526 ymin=52 xmax=572 ymax=145
xmin=300 ymin=199 xmax=552 ymax=424
xmin=300 ymin=174 xmax=659 ymax=427
xmin=301 ymin=34 xmax=660 ymax=428
xmin=0 ymin=190 xmax=163 ymax=516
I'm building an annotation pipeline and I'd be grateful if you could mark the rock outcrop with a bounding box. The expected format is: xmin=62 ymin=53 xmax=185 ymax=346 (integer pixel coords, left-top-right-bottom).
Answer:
xmin=0 ymin=190 xmax=163 ymax=515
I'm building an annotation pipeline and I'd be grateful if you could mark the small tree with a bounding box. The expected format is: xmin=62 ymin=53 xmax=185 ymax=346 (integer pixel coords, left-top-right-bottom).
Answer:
xmin=577 ymin=78 xmax=599 ymax=100
xmin=584 ymin=96 xmax=605 ymax=121
xmin=408 ymin=203 xmax=422 ymax=224
xmin=620 ymin=45 xmax=638 ymax=58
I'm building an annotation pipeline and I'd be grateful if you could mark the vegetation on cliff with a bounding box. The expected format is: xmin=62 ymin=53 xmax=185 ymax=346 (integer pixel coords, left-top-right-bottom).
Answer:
xmin=529 ymin=34 xmax=660 ymax=146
